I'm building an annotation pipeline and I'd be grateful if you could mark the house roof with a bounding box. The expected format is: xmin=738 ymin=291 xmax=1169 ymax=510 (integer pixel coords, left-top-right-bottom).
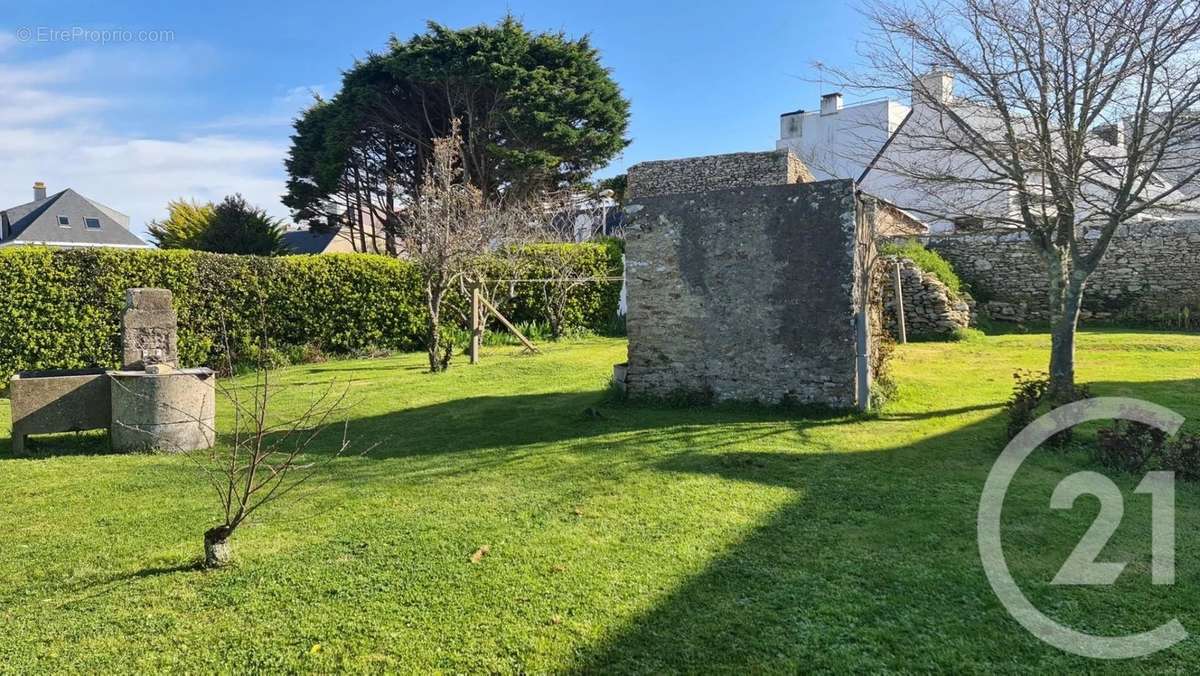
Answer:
xmin=0 ymin=189 xmax=149 ymax=248
xmin=281 ymin=227 xmax=340 ymax=254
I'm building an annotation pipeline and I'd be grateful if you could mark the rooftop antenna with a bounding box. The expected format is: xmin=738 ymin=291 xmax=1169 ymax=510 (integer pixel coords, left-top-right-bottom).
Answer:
xmin=814 ymin=60 xmax=826 ymax=97
xmin=910 ymin=35 xmax=915 ymax=78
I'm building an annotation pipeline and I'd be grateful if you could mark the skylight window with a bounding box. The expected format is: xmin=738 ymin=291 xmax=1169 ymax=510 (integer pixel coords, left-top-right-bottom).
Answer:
xmin=84 ymin=217 xmax=101 ymax=230
xmin=58 ymin=215 xmax=70 ymax=227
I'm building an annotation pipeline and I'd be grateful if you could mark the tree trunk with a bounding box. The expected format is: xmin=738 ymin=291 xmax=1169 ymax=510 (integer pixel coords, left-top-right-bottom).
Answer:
xmin=385 ymin=141 xmax=398 ymax=256
xmin=426 ymin=283 xmax=445 ymax=373
xmin=204 ymin=525 xmax=232 ymax=568
xmin=1045 ymin=252 xmax=1087 ymax=403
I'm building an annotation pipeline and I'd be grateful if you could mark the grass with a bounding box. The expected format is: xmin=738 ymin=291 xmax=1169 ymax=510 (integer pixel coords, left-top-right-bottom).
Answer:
xmin=2 ymin=331 xmax=1200 ymax=672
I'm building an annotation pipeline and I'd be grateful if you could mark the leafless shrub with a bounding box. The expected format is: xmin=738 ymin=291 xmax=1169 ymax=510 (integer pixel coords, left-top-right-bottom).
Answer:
xmin=197 ymin=322 xmax=365 ymax=568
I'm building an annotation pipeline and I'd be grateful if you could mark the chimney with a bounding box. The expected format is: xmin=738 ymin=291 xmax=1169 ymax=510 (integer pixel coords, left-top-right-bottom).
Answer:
xmin=913 ymin=70 xmax=954 ymax=107
xmin=1092 ymin=124 xmax=1125 ymax=147
xmin=820 ymin=92 xmax=843 ymax=115
xmin=33 ymin=181 xmax=47 ymax=202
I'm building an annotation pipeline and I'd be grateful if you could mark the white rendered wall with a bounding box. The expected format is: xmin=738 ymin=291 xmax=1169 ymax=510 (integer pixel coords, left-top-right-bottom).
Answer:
xmin=776 ymin=99 xmax=908 ymax=182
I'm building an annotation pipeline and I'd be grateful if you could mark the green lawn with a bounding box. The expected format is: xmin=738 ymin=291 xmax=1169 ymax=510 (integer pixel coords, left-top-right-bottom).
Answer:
xmin=2 ymin=330 xmax=1200 ymax=673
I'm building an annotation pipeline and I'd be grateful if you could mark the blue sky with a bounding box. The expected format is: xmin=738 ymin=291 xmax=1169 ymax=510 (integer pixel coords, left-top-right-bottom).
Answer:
xmin=0 ymin=1 xmax=870 ymax=235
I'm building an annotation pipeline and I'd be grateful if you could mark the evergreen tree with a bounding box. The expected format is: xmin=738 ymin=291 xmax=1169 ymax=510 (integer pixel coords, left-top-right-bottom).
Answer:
xmin=147 ymin=199 xmax=216 ymax=249
xmin=284 ymin=17 xmax=631 ymax=237
xmin=199 ymin=195 xmax=286 ymax=256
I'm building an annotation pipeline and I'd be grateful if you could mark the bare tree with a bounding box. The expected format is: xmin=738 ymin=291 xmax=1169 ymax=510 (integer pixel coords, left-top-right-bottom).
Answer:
xmin=120 ymin=308 xmax=367 ymax=568
xmin=528 ymin=245 xmax=607 ymax=340
xmin=838 ymin=0 xmax=1200 ymax=400
xmin=197 ymin=336 xmax=358 ymax=568
xmin=400 ymin=120 xmax=539 ymax=372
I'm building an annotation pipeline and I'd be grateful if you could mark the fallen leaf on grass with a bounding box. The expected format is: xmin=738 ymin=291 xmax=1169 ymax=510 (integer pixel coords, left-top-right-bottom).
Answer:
xmin=470 ymin=545 xmax=491 ymax=563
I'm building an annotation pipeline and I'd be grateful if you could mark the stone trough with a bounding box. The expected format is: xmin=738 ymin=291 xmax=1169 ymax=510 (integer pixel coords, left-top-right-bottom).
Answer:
xmin=10 ymin=368 xmax=110 ymax=455
xmin=9 ymin=288 xmax=217 ymax=455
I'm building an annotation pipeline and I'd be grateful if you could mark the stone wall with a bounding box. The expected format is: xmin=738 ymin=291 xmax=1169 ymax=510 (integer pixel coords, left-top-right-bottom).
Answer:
xmin=627 ymin=149 xmax=812 ymax=199
xmin=623 ymin=179 xmax=870 ymax=407
xmin=880 ymin=257 xmax=972 ymax=338
xmin=923 ymin=220 xmax=1200 ymax=323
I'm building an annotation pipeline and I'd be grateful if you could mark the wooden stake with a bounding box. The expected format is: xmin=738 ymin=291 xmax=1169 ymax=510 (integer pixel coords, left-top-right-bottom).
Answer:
xmin=470 ymin=285 xmax=481 ymax=364
xmin=892 ymin=260 xmax=907 ymax=344
xmin=478 ymin=295 xmax=539 ymax=354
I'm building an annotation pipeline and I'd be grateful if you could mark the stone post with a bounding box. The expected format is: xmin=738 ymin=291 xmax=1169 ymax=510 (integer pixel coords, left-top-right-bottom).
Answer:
xmin=121 ymin=288 xmax=179 ymax=369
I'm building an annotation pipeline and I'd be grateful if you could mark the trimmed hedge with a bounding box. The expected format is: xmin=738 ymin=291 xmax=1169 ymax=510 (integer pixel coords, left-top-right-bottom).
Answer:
xmin=0 ymin=243 xmax=622 ymax=381
xmin=494 ymin=238 xmax=624 ymax=333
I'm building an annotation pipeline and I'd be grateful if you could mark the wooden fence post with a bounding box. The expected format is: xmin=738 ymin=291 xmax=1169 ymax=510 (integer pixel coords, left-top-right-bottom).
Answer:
xmin=892 ymin=261 xmax=907 ymax=344
xmin=470 ymin=285 xmax=482 ymax=364
xmin=478 ymin=295 xmax=539 ymax=354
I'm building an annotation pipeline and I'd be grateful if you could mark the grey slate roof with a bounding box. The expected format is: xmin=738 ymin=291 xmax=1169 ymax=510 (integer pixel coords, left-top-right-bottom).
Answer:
xmin=0 ymin=189 xmax=149 ymax=248
xmin=281 ymin=227 xmax=339 ymax=254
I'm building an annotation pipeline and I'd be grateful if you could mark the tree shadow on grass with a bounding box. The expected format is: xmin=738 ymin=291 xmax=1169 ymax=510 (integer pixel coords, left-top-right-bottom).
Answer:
xmin=570 ymin=420 xmax=1004 ymax=673
xmin=56 ymin=560 xmax=206 ymax=610
xmin=0 ymin=429 xmax=113 ymax=460
xmin=294 ymin=391 xmax=875 ymax=494
xmin=568 ymin=378 xmax=1200 ymax=673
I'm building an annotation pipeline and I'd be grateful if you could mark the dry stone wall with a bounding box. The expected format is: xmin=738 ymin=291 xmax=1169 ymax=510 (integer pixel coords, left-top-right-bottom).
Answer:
xmin=880 ymin=257 xmax=972 ymax=338
xmin=626 ymin=149 xmax=812 ymax=199
xmin=923 ymin=220 xmax=1200 ymax=323
xmin=623 ymin=179 xmax=867 ymax=407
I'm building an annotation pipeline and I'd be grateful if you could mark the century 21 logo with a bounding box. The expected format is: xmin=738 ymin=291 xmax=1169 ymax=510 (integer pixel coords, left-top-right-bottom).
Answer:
xmin=978 ymin=398 xmax=1187 ymax=660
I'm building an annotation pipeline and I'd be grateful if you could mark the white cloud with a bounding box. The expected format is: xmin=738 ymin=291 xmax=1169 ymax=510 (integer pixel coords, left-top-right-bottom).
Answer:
xmin=0 ymin=42 xmax=311 ymax=238
xmin=203 ymin=85 xmax=326 ymax=131
xmin=0 ymin=126 xmax=291 ymax=236
xmin=0 ymin=88 xmax=111 ymax=125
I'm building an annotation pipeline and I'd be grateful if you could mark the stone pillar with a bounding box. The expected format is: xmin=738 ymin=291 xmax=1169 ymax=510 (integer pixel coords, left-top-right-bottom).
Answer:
xmin=121 ymin=288 xmax=179 ymax=369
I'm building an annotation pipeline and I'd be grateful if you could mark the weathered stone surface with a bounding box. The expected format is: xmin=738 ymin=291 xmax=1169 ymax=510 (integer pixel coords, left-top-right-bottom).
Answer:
xmin=920 ymin=220 xmax=1200 ymax=323
xmin=121 ymin=288 xmax=178 ymax=369
xmin=880 ymin=257 xmax=971 ymax=338
xmin=627 ymin=149 xmax=810 ymax=199
xmin=624 ymin=180 xmax=870 ymax=407
xmin=9 ymin=368 xmax=110 ymax=455
xmin=10 ymin=287 xmax=215 ymax=455
xmin=110 ymin=368 xmax=216 ymax=453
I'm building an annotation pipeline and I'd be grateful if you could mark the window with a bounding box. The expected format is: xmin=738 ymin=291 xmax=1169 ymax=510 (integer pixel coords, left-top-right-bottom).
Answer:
xmin=58 ymin=215 xmax=70 ymax=227
xmin=952 ymin=215 xmax=984 ymax=231
xmin=84 ymin=217 xmax=101 ymax=230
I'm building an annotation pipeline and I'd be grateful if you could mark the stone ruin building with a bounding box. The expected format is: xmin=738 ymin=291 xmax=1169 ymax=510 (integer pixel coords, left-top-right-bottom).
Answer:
xmin=620 ymin=149 xmax=923 ymax=409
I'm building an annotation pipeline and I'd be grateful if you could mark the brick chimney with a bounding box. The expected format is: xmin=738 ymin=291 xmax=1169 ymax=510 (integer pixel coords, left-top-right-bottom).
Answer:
xmin=33 ymin=181 xmax=47 ymax=201
xmin=820 ymin=92 xmax=843 ymax=115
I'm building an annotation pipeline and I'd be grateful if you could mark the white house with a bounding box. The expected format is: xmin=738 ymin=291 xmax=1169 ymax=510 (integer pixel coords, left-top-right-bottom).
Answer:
xmin=776 ymin=92 xmax=909 ymax=183
xmin=778 ymin=71 xmax=1200 ymax=233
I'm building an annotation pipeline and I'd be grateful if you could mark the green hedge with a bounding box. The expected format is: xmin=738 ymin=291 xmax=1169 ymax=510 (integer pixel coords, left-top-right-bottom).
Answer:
xmin=0 ymin=243 xmax=622 ymax=381
xmin=492 ymin=238 xmax=624 ymax=332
